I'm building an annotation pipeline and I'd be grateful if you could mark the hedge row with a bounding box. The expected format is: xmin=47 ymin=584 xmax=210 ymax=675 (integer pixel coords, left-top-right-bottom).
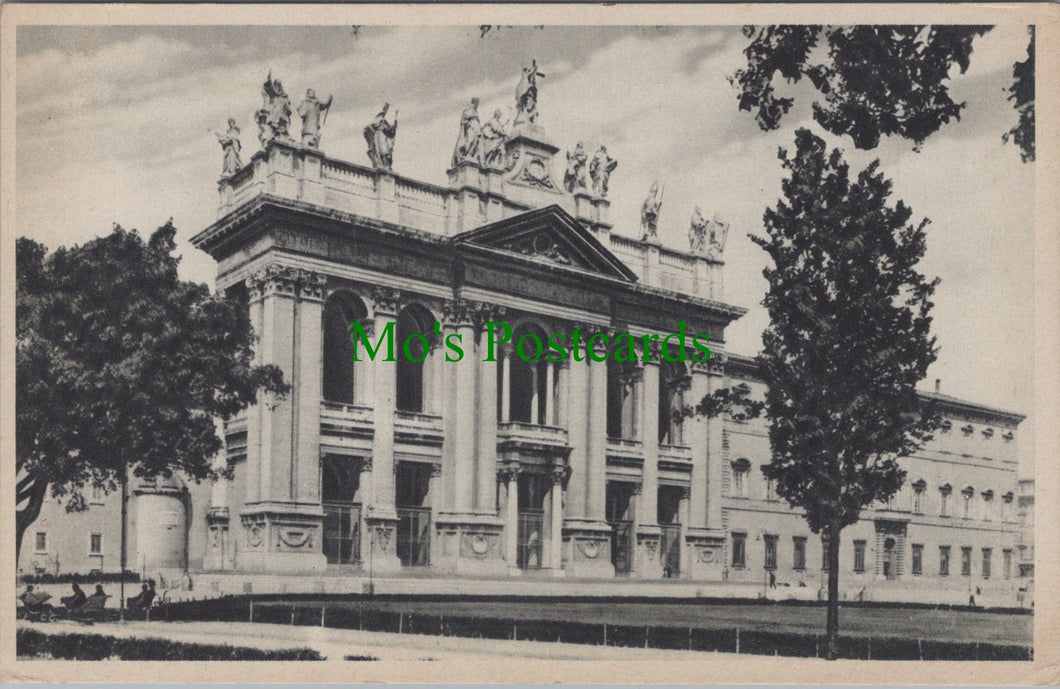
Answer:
xmin=158 ymin=598 xmax=1032 ymax=660
xmin=19 ymin=571 xmax=140 ymax=585
xmin=16 ymin=628 xmax=323 ymax=661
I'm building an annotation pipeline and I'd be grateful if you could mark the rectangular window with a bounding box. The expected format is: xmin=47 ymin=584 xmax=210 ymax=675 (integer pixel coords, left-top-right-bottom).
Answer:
xmin=793 ymin=536 xmax=807 ymax=571
xmin=912 ymin=544 xmax=923 ymax=575
xmin=90 ymin=533 xmax=102 ymax=555
xmin=940 ymin=491 xmax=950 ymax=517
xmin=821 ymin=537 xmax=831 ymax=571
xmin=90 ymin=485 xmax=104 ymax=504
xmin=982 ymin=548 xmax=992 ymax=579
xmin=34 ymin=531 xmax=47 ymax=553
xmin=1004 ymin=549 xmax=1013 ymax=579
xmin=853 ymin=540 xmax=866 ymax=573
xmin=733 ymin=472 xmax=746 ymax=498
xmin=939 ymin=546 xmax=950 ymax=576
xmin=913 ymin=490 xmax=924 ymax=514
xmin=765 ymin=478 xmax=775 ymax=501
xmin=764 ymin=534 xmax=778 ymax=570
xmin=961 ymin=546 xmax=972 ymax=576
xmin=731 ymin=532 xmax=746 ymax=569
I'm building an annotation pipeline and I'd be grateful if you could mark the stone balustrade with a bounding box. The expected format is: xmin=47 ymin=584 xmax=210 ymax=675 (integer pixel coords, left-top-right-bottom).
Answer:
xmin=217 ymin=140 xmax=724 ymax=299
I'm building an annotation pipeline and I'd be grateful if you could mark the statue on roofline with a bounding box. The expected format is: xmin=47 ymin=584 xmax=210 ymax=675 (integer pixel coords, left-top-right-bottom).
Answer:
xmin=708 ymin=212 xmax=729 ymax=258
xmin=214 ymin=118 xmax=244 ymax=177
xmin=688 ymin=206 xmax=708 ymax=254
xmin=297 ymin=88 xmax=333 ymax=149
xmin=641 ymin=180 xmax=664 ymax=241
xmin=513 ymin=60 xmax=545 ymax=126
xmin=564 ymin=142 xmax=588 ymax=193
xmin=256 ymin=71 xmax=293 ymax=147
xmin=452 ymin=97 xmax=482 ymax=168
xmin=589 ymin=145 xmax=617 ymax=198
xmin=479 ymin=108 xmax=510 ymax=169
xmin=364 ymin=103 xmax=398 ymax=170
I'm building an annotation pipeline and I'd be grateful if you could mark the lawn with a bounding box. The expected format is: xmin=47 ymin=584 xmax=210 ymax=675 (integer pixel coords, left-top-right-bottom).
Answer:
xmin=265 ymin=599 xmax=1031 ymax=645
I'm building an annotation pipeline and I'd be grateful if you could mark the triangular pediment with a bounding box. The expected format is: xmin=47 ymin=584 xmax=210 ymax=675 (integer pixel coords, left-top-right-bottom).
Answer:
xmin=452 ymin=205 xmax=638 ymax=282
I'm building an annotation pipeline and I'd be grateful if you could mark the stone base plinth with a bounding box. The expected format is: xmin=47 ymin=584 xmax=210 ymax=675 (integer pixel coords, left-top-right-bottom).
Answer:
xmin=433 ymin=513 xmax=508 ymax=577
xmin=236 ymin=504 xmax=327 ymax=573
xmin=634 ymin=524 xmax=664 ymax=580
xmin=203 ymin=507 xmax=233 ymax=571
xmin=684 ymin=528 xmax=726 ymax=581
xmin=563 ymin=520 xmax=615 ymax=579
xmin=360 ymin=515 xmax=402 ymax=575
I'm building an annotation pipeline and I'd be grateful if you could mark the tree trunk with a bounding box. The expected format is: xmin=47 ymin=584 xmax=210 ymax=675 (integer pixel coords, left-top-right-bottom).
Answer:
xmin=15 ymin=473 xmax=48 ymax=562
xmin=825 ymin=522 xmax=842 ymax=660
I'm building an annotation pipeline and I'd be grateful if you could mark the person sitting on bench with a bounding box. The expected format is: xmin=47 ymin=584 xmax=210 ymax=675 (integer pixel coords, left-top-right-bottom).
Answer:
xmin=19 ymin=585 xmax=54 ymax=620
xmin=127 ymin=582 xmax=155 ymax=610
xmin=60 ymin=582 xmax=87 ymax=611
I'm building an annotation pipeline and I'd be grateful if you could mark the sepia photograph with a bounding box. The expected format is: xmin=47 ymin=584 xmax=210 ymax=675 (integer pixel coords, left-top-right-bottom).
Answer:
xmin=3 ymin=3 xmax=1056 ymax=684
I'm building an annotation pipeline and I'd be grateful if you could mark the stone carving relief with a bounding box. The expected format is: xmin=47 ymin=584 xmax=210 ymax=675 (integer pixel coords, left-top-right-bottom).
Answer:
xmin=277 ymin=527 xmax=313 ymax=549
xmin=462 ymin=532 xmax=498 ymax=558
xmin=502 ymin=232 xmax=573 ymax=266
xmin=577 ymin=539 xmax=602 ymax=560
xmin=245 ymin=521 xmax=265 ymax=548
xmin=375 ymin=526 xmax=394 ymax=553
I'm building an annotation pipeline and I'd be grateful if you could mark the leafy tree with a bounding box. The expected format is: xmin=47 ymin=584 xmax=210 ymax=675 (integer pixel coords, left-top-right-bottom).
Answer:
xmin=753 ymin=129 xmax=940 ymax=658
xmin=16 ymin=222 xmax=287 ymax=559
xmin=1003 ymin=26 xmax=1035 ymax=162
xmin=730 ymin=25 xmax=1035 ymax=160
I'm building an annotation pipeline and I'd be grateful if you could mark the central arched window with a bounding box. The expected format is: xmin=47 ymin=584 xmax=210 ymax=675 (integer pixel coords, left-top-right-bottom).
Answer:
xmin=396 ymin=304 xmax=434 ymax=413
xmin=658 ymin=360 xmax=688 ymax=444
xmin=322 ymin=291 xmax=368 ymax=404
xmin=508 ymin=323 xmax=550 ymax=425
xmin=607 ymin=358 xmax=638 ymax=439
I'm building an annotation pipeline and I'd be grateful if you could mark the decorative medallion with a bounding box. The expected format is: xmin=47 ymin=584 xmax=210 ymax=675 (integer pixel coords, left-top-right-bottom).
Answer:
xmin=277 ymin=527 xmax=312 ymax=549
xmin=578 ymin=539 xmax=601 ymax=559
xmin=375 ymin=526 xmax=393 ymax=553
xmin=246 ymin=522 xmax=264 ymax=548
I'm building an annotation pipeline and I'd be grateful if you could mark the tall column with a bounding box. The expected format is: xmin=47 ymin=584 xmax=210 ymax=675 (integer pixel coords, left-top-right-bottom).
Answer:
xmin=545 ymin=361 xmax=556 ymax=425
xmin=563 ymin=326 xmax=614 ymax=578
xmin=706 ymin=358 xmax=727 ymax=530
xmin=636 ymin=351 xmax=663 ymax=579
xmin=688 ymin=365 xmax=710 ymax=528
xmin=294 ymin=272 xmax=326 ymax=504
xmin=504 ymin=466 xmax=520 ymax=574
xmin=501 ymin=347 xmax=512 ymax=424
xmin=365 ymin=286 xmax=401 ymax=573
xmin=445 ymin=299 xmax=477 ymax=514
xmin=585 ymin=340 xmax=608 ymax=523
xmin=565 ymin=345 xmax=588 ymax=520
xmin=549 ymin=466 xmax=567 ymax=576
xmin=237 ymin=266 xmax=326 ymax=572
xmin=476 ymin=310 xmax=501 ymax=514
xmin=244 ymin=282 xmax=265 ymax=505
xmin=370 ymin=287 xmax=399 ymax=517
xmin=556 ymin=360 xmax=570 ymax=428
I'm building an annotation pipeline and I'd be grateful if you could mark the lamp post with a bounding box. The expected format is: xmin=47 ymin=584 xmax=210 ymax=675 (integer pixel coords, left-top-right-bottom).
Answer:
xmin=119 ymin=474 xmax=127 ymax=622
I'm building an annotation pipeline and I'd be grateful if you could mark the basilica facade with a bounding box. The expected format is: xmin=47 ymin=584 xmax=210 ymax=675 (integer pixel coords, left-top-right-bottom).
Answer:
xmin=18 ymin=71 xmax=1029 ymax=604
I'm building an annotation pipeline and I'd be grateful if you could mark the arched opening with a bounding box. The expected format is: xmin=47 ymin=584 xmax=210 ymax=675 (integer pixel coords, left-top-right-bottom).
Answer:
xmin=396 ymin=304 xmax=434 ymax=413
xmin=607 ymin=358 xmax=638 ymax=440
xmin=321 ymin=455 xmax=362 ymax=565
xmin=508 ymin=322 xmax=550 ymax=425
xmin=322 ymin=291 xmax=368 ymax=404
xmin=658 ymin=360 xmax=688 ymax=444
xmin=883 ymin=537 xmax=897 ymax=579
xmin=730 ymin=458 xmax=751 ymax=498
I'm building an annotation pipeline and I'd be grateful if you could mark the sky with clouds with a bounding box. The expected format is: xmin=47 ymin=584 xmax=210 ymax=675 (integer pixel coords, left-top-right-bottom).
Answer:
xmin=16 ymin=24 xmax=1035 ymax=472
